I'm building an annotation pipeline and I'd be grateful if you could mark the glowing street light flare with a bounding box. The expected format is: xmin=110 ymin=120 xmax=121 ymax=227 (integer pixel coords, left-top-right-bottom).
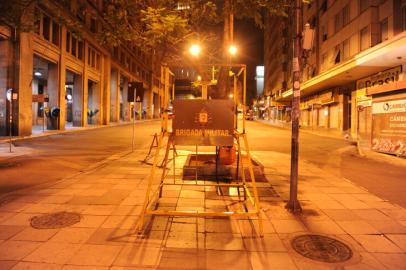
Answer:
xmin=197 ymin=75 xmax=202 ymax=81
xmin=228 ymin=45 xmax=237 ymax=56
xmin=189 ymin=44 xmax=201 ymax=57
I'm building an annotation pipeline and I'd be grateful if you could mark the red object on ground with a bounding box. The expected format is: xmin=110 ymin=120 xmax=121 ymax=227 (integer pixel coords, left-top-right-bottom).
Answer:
xmin=219 ymin=146 xmax=236 ymax=165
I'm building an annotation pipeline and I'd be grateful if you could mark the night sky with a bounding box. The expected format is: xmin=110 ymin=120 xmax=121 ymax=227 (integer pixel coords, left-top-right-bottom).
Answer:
xmin=234 ymin=19 xmax=264 ymax=103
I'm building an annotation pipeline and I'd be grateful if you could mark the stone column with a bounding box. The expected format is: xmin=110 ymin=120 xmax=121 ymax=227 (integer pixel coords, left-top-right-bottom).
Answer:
xmin=110 ymin=68 xmax=119 ymax=122
xmin=121 ymin=76 xmax=130 ymax=121
xmin=102 ymin=56 xmax=110 ymax=125
xmin=17 ymin=32 xmax=33 ymax=136
xmin=351 ymin=90 xmax=357 ymax=139
xmin=0 ymin=39 xmax=10 ymax=136
xmin=82 ymin=42 xmax=88 ymax=126
xmin=58 ymin=26 xmax=67 ymax=130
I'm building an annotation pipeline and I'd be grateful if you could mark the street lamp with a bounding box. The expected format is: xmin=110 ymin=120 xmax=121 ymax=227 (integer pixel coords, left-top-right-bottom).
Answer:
xmin=189 ymin=44 xmax=201 ymax=57
xmin=228 ymin=45 xmax=237 ymax=56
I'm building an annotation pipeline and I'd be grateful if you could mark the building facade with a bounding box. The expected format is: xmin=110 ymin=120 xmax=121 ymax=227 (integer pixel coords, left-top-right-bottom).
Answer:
xmin=264 ymin=0 xmax=406 ymax=156
xmin=0 ymin=0 xmax=165 ymax=137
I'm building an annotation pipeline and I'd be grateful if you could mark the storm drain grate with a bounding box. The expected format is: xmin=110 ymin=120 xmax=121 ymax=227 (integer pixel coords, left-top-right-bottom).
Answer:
xmin=291 ymin=234 xmax=353 ymax=263
xmin=30 ymin=211 xmax=81 ymax=229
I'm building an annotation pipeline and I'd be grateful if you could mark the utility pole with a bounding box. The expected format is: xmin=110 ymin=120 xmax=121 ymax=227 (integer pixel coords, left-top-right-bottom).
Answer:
xmin=286 ymin=0 xmax=303 ymax=213
xmin=132 ymin=87 xmax=137 ymax=152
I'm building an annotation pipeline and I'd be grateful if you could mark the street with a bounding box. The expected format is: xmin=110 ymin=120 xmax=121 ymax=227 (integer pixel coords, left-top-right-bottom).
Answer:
xmin=1 ymin=120 xmax=405 ymax=207
xmin=0 ymin=121 xmax=158 ymax=196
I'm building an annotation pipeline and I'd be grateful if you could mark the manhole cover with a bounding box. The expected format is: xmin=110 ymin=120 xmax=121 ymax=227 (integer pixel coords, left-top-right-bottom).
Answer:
xmin=292 ymin=234 xmax=353 ymax=263
xmin=30 ymin=212 xmax=81 ymax=229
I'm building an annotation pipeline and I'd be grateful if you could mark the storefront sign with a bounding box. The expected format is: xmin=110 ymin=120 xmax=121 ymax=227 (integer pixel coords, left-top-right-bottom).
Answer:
xmin=357 ymin=66 xmax=402 ymax=90
xmin=173 ymin=99 xmax=234 ymax=146
xmin=357 ymin=99 xmax=372 ymax=107
xmin=371 ymin=99 xmax=406 ymax=156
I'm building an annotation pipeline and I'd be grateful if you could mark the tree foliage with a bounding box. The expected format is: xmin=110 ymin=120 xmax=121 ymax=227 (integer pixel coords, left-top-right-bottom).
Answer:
xmin=0 ymin=0 xmax=38 ymax=32
xmin=101 ymin=0 xmax=219 ymax=63
xmin=0 ymin=0 xmax=305 ymax=64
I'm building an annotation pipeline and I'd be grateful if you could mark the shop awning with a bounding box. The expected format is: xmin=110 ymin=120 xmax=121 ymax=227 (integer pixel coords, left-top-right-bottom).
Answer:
xmin=277 ymin=32 xmax=406 ymax=101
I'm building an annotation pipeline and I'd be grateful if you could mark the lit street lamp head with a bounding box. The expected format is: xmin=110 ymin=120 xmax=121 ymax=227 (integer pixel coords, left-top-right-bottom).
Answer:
xmin=228 ymin=45 xmax=237 ymax=56
xmin=189 ymin=44 xmax=201 ymax=57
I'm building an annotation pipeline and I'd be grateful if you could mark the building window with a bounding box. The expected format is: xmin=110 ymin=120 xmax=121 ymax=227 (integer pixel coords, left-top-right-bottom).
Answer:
xmin=343 ymin=38 xmax=350 ymax=59
xmin=66 ymin=31 xmax=83 ymax=61
xmin=78 ymin=41 xmax=83 ymax=60
xmin=335 ymin=11 xmax=342 ymax=33
xmin=342 ymin=4 xmax=350 ymax=26
xmin=51 ymin=22 xmax=60 ymax=46
xmin=87 ymin=46 xmax=101 ymax=70
xmin=66 ymin=32 xmax=71 ymax=52
xmin=72 ymin=36 xmax=77 ymax=57
xmin=42 ymin=15 xmax=51 ymax=41
xmin=334 ymin=44 xmax=341 ymax=64
xmin=360 ymin=26 xmax=369 ymax=51
xmin=360 ymin=0 xmax=369 ymax=14
xmin=380 ymin=18 xmax=388 ymax=43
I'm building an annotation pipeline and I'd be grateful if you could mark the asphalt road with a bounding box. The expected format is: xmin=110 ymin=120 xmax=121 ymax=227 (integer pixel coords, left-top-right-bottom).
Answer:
xmin=247 ymin=121 xmax=406 ymax=208
xmin=0 ymin=121 xmax=159 ymax=196
xmin=1 ymin=120 xmax=405 ymax=207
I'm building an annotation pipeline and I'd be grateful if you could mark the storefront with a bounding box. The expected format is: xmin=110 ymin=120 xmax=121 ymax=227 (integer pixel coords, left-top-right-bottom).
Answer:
xmin=32 ymin=55 xmax=60 ymax=133
xmin=357 ymin=65 xmax=406 ymax=156
xmin=299 ymin=89 xmax=347 ymax=131
xmin=65 ymin=70 xmax=84 ymax=127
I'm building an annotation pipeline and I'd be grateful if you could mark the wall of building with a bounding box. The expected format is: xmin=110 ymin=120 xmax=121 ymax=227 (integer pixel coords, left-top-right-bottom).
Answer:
xmin=0 ymin=0 xmax=164 ymax=137
xmin=264 ymin=0 xmax=406 ymax=142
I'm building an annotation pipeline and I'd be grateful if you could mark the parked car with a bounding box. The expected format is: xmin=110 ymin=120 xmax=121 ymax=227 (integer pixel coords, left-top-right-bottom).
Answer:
xmin=245 ymin=110 xmax=255 ymax=121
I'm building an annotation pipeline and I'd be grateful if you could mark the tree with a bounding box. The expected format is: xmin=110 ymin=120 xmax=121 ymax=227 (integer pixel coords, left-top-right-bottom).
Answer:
xmin=101 ymin=0 xmax=219 ymax=64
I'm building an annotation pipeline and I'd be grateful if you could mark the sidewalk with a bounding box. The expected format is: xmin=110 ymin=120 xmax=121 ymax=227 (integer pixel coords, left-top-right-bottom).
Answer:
xmin=0 ymin=147 xmax=405 ymax=269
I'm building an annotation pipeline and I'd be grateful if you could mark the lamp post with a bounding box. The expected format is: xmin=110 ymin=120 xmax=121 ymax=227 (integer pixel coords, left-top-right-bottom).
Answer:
xmin=6 ymin=89 xmax=13 ymax=153
xmin=286 ymin=0 xmax=303 ymax=213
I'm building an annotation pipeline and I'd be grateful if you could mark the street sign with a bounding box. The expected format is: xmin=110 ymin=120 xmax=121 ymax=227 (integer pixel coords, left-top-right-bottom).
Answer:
xmin=173 ymin=99 xmax=234 ymax=146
